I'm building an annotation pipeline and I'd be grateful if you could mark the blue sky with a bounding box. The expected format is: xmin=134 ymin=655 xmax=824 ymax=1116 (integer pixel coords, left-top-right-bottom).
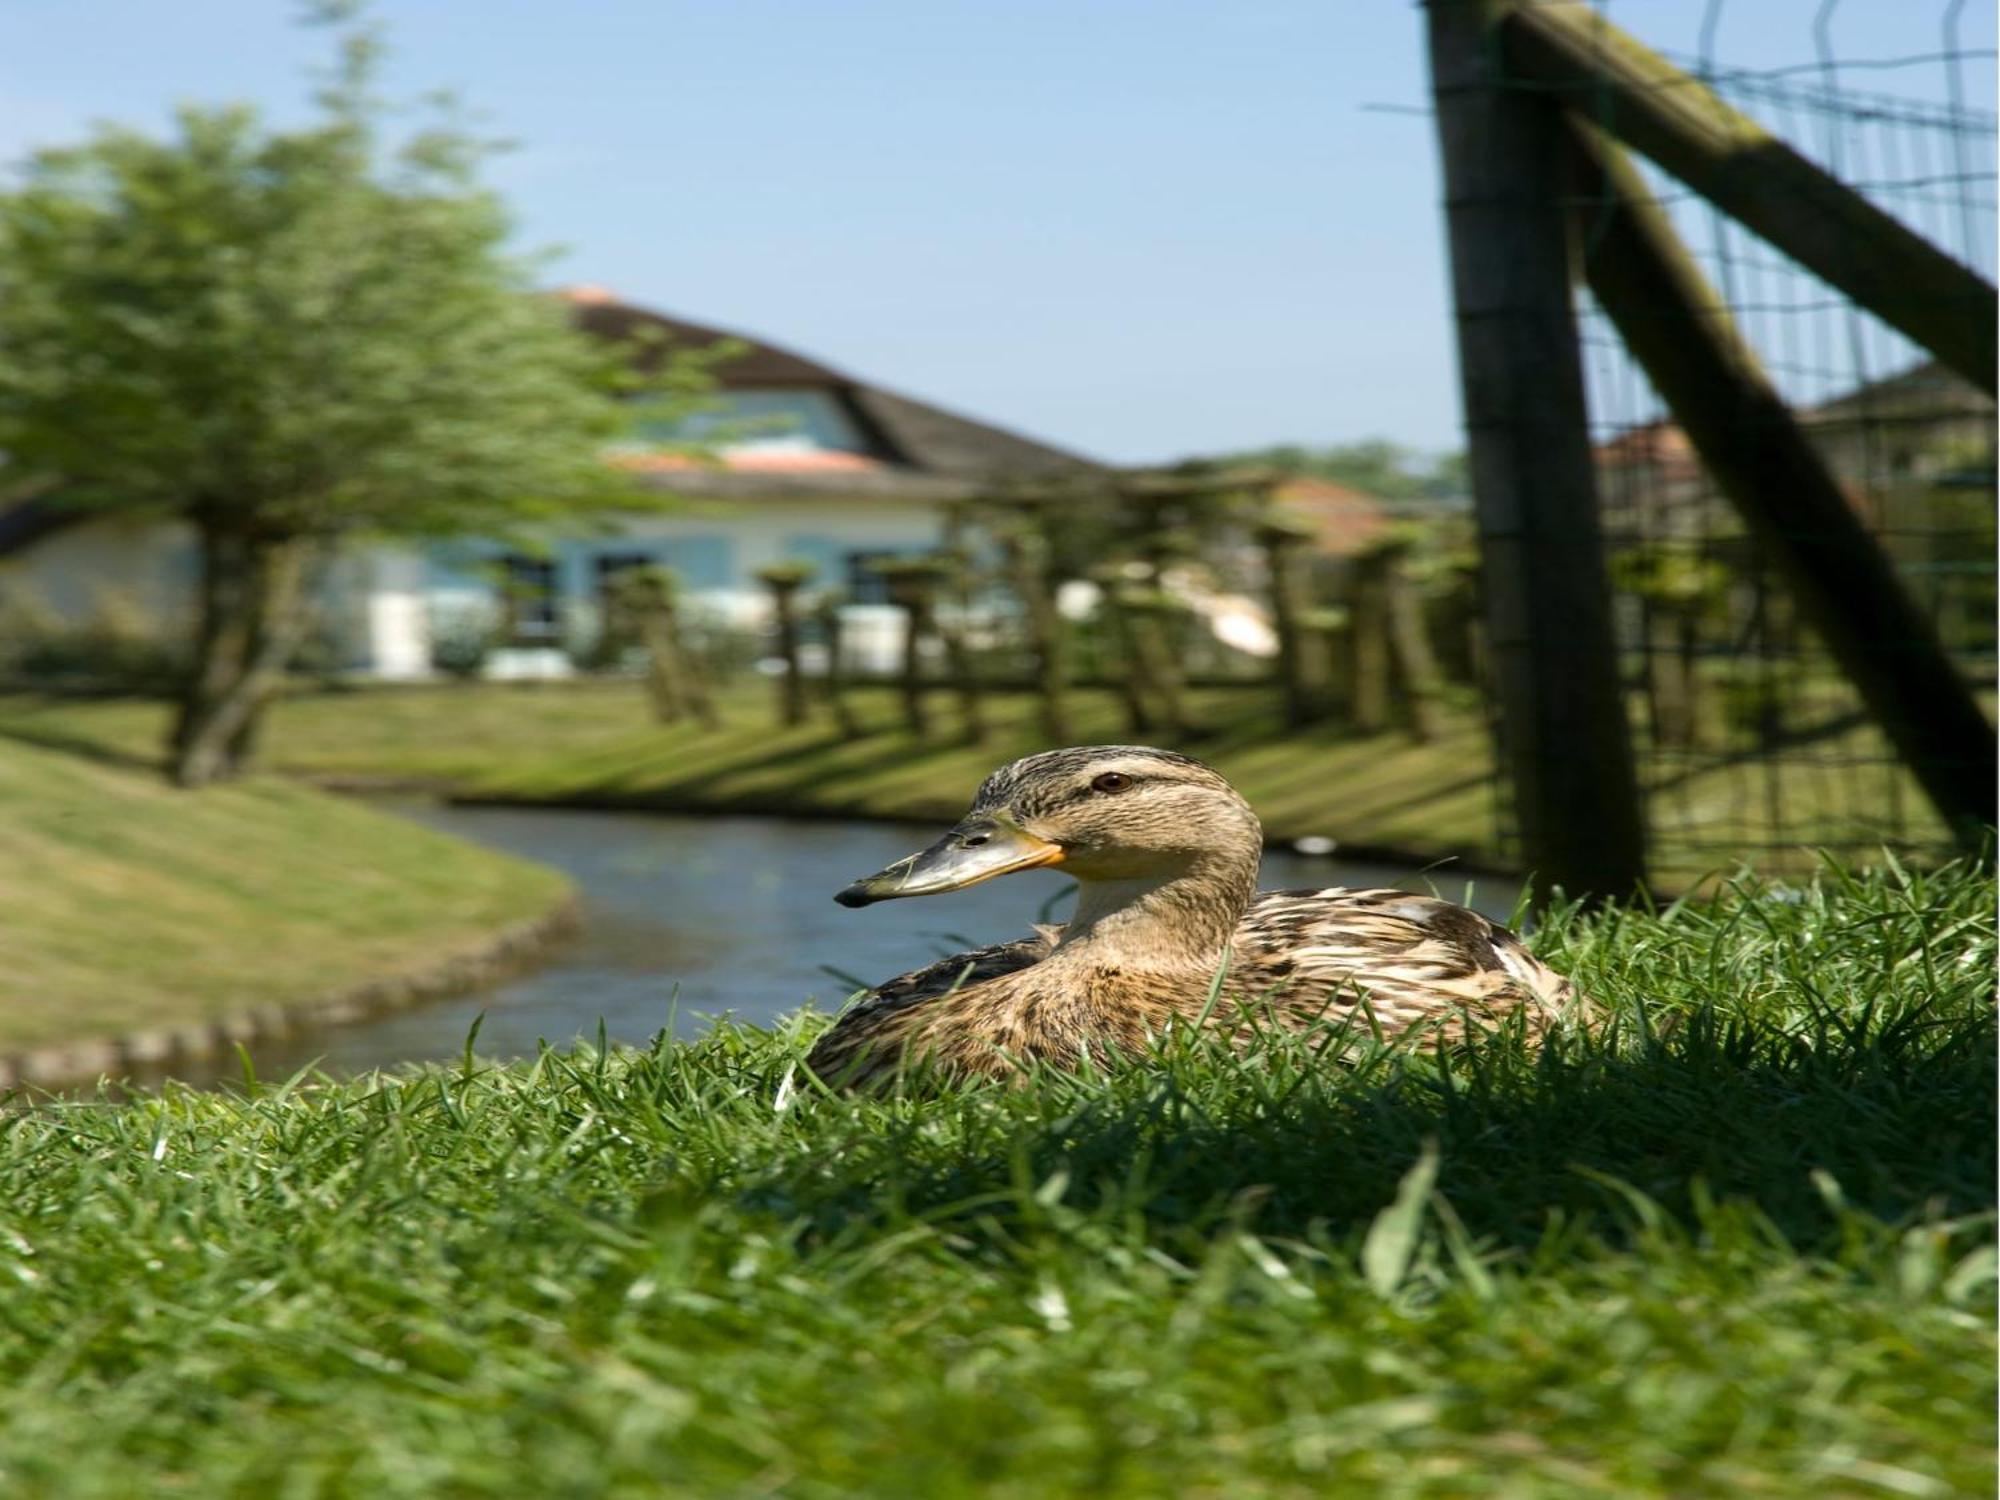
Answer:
xmin=3 ymin=2 xmax=1992 ymax=464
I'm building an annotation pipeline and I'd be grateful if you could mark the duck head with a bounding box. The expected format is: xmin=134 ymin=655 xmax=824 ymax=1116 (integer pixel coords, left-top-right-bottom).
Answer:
xmin=834 ymin=746 xmax=1262 ymax=908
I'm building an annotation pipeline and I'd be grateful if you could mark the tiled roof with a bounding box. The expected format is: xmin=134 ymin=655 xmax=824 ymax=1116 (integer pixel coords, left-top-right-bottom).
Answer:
xmin=609 ymin=449 xmax=886 ymax=474
xmin=1270 ymin=475 xmax=1393 ymax=557
xmin=562 ymin=290 xmax=1095 ymax=481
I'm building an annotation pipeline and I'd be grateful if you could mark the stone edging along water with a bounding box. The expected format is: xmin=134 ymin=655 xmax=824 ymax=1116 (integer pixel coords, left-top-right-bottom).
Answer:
xmin=0 ymin=896 xmax=582 ymax=1092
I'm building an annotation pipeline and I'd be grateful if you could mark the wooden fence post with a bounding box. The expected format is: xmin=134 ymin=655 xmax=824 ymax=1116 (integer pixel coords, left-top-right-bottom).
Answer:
xmin=1427 ymin=0 xmax=1649 ymax=899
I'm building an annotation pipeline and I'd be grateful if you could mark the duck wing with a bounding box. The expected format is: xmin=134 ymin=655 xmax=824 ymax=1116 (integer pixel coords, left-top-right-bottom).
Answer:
xmin=1231 ymin=887 xmax=1587 ymax=1040
xmin=806 ymin=930 xmax=1057 ymax=1086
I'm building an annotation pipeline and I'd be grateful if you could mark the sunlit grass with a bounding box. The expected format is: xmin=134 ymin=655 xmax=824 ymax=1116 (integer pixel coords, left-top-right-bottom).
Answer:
xmin=0 ymin=681 xmax=1964 ymax=883
xmin=2 ymin=855 xmax=1991 ymax=1497
xmin=0 ymin=734 xmax=567 ymax=1052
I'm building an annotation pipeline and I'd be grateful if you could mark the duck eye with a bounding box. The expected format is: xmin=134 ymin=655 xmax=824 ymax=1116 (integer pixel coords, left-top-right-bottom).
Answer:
xmin=1090 ymin=772 xmax=1133 ymax=793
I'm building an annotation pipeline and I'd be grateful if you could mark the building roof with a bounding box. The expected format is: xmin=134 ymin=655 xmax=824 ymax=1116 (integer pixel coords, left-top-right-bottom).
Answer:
xmin=563 ymin=286 xmax=854 ymax=387
xmin=0 ymin=294 xmax=1100 ymax=550
xmin=561 ymin=287 xmax=1095 ymax=485
xmin=1593 ymin=360 xmax=1995 ymax=482
xmin=1269 ymin=475 xmax=1393 ymax=557
xmin=1805 ymin=358 xmax=1994 ymax=426
xmin=1593 ymin=418 xmax=1703 ymax=483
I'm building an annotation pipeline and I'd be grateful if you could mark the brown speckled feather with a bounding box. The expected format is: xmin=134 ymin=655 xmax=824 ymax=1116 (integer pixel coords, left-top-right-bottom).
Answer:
xmin=808 ymin=887 xmax=1585 ymax=1087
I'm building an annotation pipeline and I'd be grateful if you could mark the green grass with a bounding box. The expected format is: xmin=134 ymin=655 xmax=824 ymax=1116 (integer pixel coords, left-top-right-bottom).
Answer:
xmin=0 ymin=734 xmax=568 ymax=1052
xmin=0 ymin=680 xmax=1962 ymax=883
xmin=0 ymin=682 xmax=1527 ymax=863
xmin=2 ymin=856 xmax=1992 ymax=1497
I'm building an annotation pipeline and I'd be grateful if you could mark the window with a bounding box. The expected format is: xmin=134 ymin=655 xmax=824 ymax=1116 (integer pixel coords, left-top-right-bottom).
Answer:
xmin=782 ymin=534 xmax=846 ymax=589
xmin=630 ymin=389 xmax=869 ymax=455
xmin=594 ymin=552 xmax=653 ymax=604
xmin=845 ymin=550 xmax=913 ymax=605
xmin=499 ymin=555 xmax=559 ymax=643
xmin=662 ymin=536 xmax=735 ymax=591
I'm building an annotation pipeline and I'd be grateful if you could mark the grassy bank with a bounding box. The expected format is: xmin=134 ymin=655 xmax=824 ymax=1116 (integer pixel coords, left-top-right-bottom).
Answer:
xmin=0 ymin=681 xmax=1960 ymax=882
xmin=0 ymin=683 xmax=1520 ymax=862
xmin=1 ymin=856 xmax=1992 ymax=1496
xmin=0 ymin=733 xmax=568 ymax=1054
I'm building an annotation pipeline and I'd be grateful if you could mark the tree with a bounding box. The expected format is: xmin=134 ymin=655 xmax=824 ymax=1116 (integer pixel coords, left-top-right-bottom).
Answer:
xmin=811 ymin=585 xmax=862 ymax=739
xmin=0 ymin=16 xmax=719 ymax=784
xmin=754 ymin=561 xmax=816 ymax=728
xmin=1611 ymin=543 xmax=1731 ymax=750
xmin=1254 ymin=509 xmax=1325 ymax=727
xmin=608 ymin=565 xmax=719 ymax=730
xmin=872 ymin=556 xmax=956 ymax=739
xmin=1346 ymin=528 xmax=1446 ymax=742
xmin=984 ymin=497 xmax=1072 ymax=743
xmin=1212 ymin=440 xmax=1467 ymax=504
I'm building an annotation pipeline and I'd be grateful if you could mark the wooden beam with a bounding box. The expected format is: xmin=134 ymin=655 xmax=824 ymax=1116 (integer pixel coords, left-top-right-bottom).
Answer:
xmin=1503 ymin=0 xmax=1997 ymax=397
xmin=1567 ymin=121 xmax=1997 ymax=838
xmin=1426 ymin=0 xmax=1649 ymax=901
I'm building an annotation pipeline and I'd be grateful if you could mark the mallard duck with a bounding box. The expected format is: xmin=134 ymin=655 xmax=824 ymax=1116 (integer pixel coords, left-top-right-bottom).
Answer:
xmin=807 ymin=745 xmax=1587 ymax=1088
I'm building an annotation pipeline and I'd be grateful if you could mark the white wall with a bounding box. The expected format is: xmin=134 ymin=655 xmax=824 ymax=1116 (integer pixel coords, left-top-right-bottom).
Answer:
xmin=610 ymin=497 xmax=946 ymax=617
xmin=360 ymin=549 xmax=432 ymax=680
xmin=2 ymin=497 xmax=952 ymax=678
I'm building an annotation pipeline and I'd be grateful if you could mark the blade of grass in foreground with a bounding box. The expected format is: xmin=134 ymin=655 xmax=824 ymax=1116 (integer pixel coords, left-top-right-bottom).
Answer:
xmin=0 ymin=854 xmax=1991 ymax=1497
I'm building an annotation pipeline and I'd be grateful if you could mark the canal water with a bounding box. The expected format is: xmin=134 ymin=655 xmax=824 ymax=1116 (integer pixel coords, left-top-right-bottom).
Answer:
xmin=157 ymin=805 xmax=1523 ymax=1087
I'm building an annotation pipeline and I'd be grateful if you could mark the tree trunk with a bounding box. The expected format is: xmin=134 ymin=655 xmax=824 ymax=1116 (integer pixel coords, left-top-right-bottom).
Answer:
xmin=936 ymin=605 xmax=987 ymax=745
xmin=1382 ymin=552 xmax=1444 ymax=743
xmin=172 ymin=524 xmax=252 ymax=759
xmin=1126 ymin=600 xmax=1191 ymax=741
xmin=1101 ymin=591 xmax=1154 ymax=736
xmin=896 ymin=598 xmax=931 ymax=738
xmin=636 ymin=609 xmax=687 ymax=723
xmin=672 ymin=607 xmax=721 ymax=731
xmin=1347 ymin=556 xmax=1393 ymax=736
xmin=765 ymin=580 xmax=809 ymax=728
xmin=1002 ymin=530 xmax=1071 ymax=743
xmin=1260 ymin=529 xmax=1318 ymax=727
xmin=1316 ymin=613 xmax=1354 ymax=721
xmin=660 ymin=596 xmax=720 ymax=730
xmin=171 ymin=532 xmax=309 ymax=787
xmin=816 ymin=597 xmax=861 ymax=739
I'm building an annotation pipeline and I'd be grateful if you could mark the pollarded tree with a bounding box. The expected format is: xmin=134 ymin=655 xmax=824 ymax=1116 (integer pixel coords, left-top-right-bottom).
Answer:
xmin=755 ymin=561 xmax=817 ymax=728
xmin=1252 ymin=508 xmax=1324 ymax=728
xmin=871 ymin=555 xmax=957 ymax=740
xmin=0 ymin=19 xmax=720 ymax=785
xmin=607 ymin=565 xmax=720 ymax=731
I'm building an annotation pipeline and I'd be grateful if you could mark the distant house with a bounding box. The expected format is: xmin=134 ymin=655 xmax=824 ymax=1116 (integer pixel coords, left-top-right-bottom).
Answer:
xmin=0 ymin=288 xmax=1094 ymax=678
xmin=1265 ymin=475 xmax=1394 ymax=559
xmin=1592 ymin=359 xmax=1996 ymax=546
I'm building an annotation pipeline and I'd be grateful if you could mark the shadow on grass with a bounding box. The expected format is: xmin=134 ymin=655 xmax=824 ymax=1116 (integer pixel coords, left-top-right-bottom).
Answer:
xmin=0 ymin=719 xmax=164 ymax=774
xmin=745 ymin=1004 xmax=1995 ymax=1260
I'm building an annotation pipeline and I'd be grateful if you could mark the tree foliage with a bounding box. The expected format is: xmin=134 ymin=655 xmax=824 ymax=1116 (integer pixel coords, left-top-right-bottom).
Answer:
xmin=1213 ymin=439 xmax=1467 ymax=503
xmin=0 ymin=17 xmax=720 ymax=782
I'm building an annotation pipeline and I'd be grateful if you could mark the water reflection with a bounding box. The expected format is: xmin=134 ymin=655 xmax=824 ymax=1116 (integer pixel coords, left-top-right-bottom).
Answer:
xmin=158 ymin=804 xmax=1521 ymax=1086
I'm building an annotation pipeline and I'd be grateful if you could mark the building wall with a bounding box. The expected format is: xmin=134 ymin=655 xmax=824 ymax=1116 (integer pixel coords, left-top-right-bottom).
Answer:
xmin=0 ymin=496 xmax=948 ymax=679
xmin=418 ymin=499 xmax=946 ymax=676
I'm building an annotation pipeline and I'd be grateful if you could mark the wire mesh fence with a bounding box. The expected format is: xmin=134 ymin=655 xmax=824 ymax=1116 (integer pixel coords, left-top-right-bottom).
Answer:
xmin=1473 ymin=2 xmax=1996 ymax=885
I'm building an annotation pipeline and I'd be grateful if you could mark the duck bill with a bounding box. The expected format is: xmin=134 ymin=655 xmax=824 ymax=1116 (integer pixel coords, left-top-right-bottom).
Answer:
xmin=835 ymin=817 xmax=1065 ymax=908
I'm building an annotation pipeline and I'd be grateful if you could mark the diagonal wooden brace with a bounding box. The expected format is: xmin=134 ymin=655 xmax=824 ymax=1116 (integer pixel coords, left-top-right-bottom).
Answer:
xmin=1564 ymin=120 xmax=1996 ymax=839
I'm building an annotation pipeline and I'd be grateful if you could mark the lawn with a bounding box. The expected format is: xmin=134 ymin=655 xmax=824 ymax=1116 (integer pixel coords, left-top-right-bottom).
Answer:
xmin=0 ymin=680 xmax=1509 ymax=861
xmin=1 ymin=680 xmax=1961 ymax=885
xmin=0 ymin=733 xmax=568 ymax=1055
xmin=1 ymin=855 xmax=1991 ymax=1496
